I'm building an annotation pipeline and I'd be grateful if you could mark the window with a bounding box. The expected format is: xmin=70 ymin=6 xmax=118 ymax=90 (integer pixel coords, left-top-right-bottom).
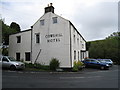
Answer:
xmin=2 ymin=57 xmax=9 ymax=62
xmin=74 ymin=50 xmax=76 ymax=60
xmin=82 ymin=44 xmax=84 ymax=48
xmin=25 ymin=52 xmax=31 ymax=61
xmin=35 ymin=33 xmax=40 ymax=43
xmin=17 ymin=36 xmax=21 ymax=43
xmin=77 ymin=38 xmax=79 ymax=45
xmin=40 ymin=20 xmax=44 ymax=25
xmin=85 ymin=60 xmax=91 ymax=62
xmin=16 ymin=53 xmax=20 ymax=61
xmin=52 ymin=17 xmax=57 ymax=24
xmin=91 ymin=60 xmax=95 ymax=62
xmin=74 ymin=35 xmax=75 ymax=43
xmin=78 ymin=51 xmax=79 ymax=60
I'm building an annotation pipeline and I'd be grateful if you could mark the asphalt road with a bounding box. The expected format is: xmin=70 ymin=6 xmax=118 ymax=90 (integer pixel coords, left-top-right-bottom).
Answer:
xmin=2 ymin=65 xmax=119 ymax=88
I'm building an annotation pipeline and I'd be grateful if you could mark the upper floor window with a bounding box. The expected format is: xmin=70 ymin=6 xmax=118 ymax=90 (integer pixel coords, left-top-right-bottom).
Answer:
xmin=74 ymin=35 xmax=75 ymax=43
xmin=82 ymin=43 xmax=84 ymax=48
xmin=52 ymin=17 xmax=57 ymax=24
xmin=17 ymin=36 xmax=21 ymax=43
xmin=77 ymin=38 xmax=79 ymax=45
xmin=40 ymin=20 xmax=44 ymax=25
xmin=35 ymin=33 xmax=40 ymax=43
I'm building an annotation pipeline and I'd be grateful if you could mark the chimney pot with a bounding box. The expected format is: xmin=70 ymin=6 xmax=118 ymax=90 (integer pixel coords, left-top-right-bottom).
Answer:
xmin=50 ymin=3 xmax=52 ymax=6
xmin=48 ymin=4 xmax=49 ymax=7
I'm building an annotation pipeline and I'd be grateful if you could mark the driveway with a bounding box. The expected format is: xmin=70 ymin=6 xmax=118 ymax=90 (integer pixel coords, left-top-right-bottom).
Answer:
xmin=2 ymin=65 xmax=119 ymax=88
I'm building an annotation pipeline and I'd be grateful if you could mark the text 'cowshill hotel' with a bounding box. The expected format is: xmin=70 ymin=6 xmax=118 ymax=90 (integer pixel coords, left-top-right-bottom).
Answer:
xmin=9 ymin=3 xmax=88 ymax=68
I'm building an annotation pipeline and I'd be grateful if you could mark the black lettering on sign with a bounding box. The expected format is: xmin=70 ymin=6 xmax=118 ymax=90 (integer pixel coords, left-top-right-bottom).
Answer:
xmin=47 ymin=38 xmax=61 ymax=43
xmin=45 ymin=33 xmax=62 ymax=43
xmin=45 ymin=33 xmax=63 ymax=38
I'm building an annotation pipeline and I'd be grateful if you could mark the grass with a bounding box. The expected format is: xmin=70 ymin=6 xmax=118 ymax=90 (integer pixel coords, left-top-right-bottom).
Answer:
xmin=24 ymin=63 xmax=51 ymax=71
xmin=24 ymin=63 xmax=84 ymax=72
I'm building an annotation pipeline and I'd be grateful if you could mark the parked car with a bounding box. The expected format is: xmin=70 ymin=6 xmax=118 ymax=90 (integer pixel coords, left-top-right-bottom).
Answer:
xmin=0 ymin=56 xmax=25 ymax=70
xmin=82 ymin=59 xmax=110 ymax=70
xmin=97 ymin=59 xmax=113 ymax=67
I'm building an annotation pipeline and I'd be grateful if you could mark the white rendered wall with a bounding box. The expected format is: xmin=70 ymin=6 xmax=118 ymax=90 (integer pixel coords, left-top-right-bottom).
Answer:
xmin=9 ymin=30 xmax=31 ymax=62
xmin=32 ymin=12 xmax=71 ymax=68
xmin=70 ymin=24 xmax=87 ymax=67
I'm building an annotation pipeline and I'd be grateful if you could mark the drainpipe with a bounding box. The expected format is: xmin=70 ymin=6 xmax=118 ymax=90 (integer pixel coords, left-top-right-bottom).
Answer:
xmin=69 ymin=22 xmax=72 ymax=68
xmin=31 ymin=26 xmax=33 ymax=64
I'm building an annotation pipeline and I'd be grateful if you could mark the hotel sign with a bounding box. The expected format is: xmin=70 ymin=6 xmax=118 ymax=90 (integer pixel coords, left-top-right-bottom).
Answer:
xmin=45 ymin=33 xmax=63 ymax=42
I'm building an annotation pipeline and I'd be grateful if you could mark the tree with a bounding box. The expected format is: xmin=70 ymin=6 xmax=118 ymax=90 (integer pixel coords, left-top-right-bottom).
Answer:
xmin=2 ymin=21 xmax=17 ymax=45
xmin=10 ymin=22 xmax=21 ymax=32
xmin=87 ymin=32 xmax=120 ymax=64
xmin=1 ymin=20 xmax=21 ymax=55
xmin=2 ymin=20 xmax=21 ymax=45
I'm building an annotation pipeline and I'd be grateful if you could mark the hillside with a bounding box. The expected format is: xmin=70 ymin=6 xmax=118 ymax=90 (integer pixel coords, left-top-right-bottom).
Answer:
xmin=87 ymin=32 xmax=120 ymax=64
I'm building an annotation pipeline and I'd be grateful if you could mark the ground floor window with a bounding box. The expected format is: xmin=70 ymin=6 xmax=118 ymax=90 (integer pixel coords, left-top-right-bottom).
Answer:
xmin=25 ymin=52 xmax=31 ymax=61
xmin=78 ymin=51 xmax=79 ymax=60
xmin=81 ymin=51 xmax=87 ymax=61
xmin=74 ymin=50 xmax=76 ymax=60
xmin=16 ymin=53 xmax=20 ymax=61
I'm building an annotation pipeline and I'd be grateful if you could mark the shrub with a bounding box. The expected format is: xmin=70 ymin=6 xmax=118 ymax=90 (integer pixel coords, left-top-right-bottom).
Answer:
xmin=49 ymin=58 xmax=60 ymax=71
xmin=72 ymin=61 xmax=79 ymax=72
xmin=72 ymin=61 xmax=84 ymax=72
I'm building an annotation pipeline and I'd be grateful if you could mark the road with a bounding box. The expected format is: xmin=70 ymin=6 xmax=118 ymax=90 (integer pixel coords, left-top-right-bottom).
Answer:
xmin=2 ymin=65 xmax=119 ymax=88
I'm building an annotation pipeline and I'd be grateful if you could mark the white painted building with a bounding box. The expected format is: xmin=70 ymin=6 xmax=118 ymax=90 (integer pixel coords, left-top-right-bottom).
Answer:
xmin=9 ymin=3 xmax=88 ymax=68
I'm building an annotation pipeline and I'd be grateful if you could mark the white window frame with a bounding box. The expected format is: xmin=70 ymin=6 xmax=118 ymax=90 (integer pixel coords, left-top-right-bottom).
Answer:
xmin=35 ymin=33 xmax=40 ymax=44
xmin=40 ymin=19 xmax=44 ymax=26
xmin=52 ymin=17 xmax=57 ymax=24
xmin=74 ymin=50 xmax=76 ymax=60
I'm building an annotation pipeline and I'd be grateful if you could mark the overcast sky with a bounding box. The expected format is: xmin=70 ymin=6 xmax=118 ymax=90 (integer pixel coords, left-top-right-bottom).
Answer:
xmin=1 ymin=0 xmax=119 ymax=41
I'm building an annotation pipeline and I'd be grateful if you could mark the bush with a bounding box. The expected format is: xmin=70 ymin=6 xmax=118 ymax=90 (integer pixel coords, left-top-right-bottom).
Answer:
xmin=72 ymin=61 xmax=84 ymax=72
xmin=25 ymin=63 xmax=50 ymax=70
xmin=49 ymin=58 xmax=60 ymax=71
xmin=72 ymin=61 xmax=79 ymax=72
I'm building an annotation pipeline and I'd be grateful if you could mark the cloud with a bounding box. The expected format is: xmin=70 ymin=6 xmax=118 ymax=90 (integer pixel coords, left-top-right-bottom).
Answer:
xmin=72 ymin=2 xmax=118 ymax=41
xmin=1 ymin=0 xmax=118 ymax=41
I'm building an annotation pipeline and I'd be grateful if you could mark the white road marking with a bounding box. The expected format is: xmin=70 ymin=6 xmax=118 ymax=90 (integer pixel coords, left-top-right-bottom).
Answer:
xmin=60 ymin=76 xmax=102 ymax=79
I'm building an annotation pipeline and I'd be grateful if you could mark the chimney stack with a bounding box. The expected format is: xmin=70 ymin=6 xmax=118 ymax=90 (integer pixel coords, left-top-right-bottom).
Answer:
xmin=45 ymin=3 xmax=54 ymax=13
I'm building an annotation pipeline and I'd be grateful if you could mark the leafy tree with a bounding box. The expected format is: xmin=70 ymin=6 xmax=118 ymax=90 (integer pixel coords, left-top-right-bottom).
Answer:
xmin=2 ymin=20 xmax=20 ymax=45
xmin=86 ymin=42 xmax=91 ymax=51
xmin=10 ymin=22 xmax=21 ymax=32
xmin=87 ymin=32 xmax=120 ymax=64
xmin=2 ymin=21 xmax=17 ymax=45
xmin=1 ymin=20 xmax=21 ymax=55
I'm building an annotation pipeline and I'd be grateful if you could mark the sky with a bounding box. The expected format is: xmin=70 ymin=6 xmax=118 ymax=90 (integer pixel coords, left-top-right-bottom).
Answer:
xmin=1 ymin=0 xmax=119 ymax=41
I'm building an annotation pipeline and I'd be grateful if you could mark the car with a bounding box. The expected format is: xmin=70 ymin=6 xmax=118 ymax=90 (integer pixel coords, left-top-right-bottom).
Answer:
xmin=97 ymin=59 xmax=113 ymax=67
xmin=0 ymin=56 xmax=25 ymax=70
xmin=82 ymin=59 xmax=110 ymax=70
